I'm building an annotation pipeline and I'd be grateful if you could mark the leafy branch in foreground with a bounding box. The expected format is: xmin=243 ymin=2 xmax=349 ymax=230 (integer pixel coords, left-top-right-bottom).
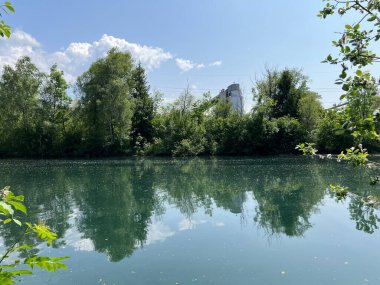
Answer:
xmin=295 ymin=143 xmax=318 ymax=156
xmin=0 ymin=2 xmax=14 ymax=38
xmin=318 ymin=0 xmax=380 ymax=143
xmin=0 ymin=186 xmax=68 ymax=285
xmin=337 ymin=145 xmax=368 ymax=166
xmin=296 ymin=141 xmax=369 ymax=167
xmin=295 ymin=1 xmax=380 ymax=192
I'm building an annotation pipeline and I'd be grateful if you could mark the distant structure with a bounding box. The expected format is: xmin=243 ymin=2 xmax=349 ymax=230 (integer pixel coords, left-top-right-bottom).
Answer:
xmin=213 ymin=83 xmax=244 ymax=114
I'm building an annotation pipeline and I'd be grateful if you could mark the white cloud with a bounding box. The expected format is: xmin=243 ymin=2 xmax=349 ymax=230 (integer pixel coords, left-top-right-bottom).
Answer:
xmin=178 ymin=218 xmax=207 ymax=231
xmin=175 ymin=58 xmax=195 ymax=72
xmin=144 ymin=222 xmax=175 ymax=246
xmin=210 ymin=60 xmax=222 ymax=67
xmin=175 ymin=58 xmax=222 ymax=72
xmin=175 ymin=59 xmax=207 ymax=72
xmin=63 ymin=208 xmax=96 ymax=252
xmin=0 ymin=30 xmax=173 ymax=83
xmin=72 ymin=238 xmax=95 ymax=252
xmin=0 ymin=29 xmax=222 ymax=80
xmin=66 ymin=42 xmax=92 ymax=58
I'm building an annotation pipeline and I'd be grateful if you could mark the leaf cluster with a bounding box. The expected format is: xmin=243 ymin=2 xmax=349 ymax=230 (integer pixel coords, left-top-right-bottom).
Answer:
xmin=0 ymin=187 xmax=68 ymax=285
xmin=320 ymin=0 xmax=380 ymax=141
xmin=0 ymin=2 xmax=14 ymax=38
xmin=338 ymin=145 xmax=369 ymax=166
xmin=295 ymin=142 xmax=318 ymax=156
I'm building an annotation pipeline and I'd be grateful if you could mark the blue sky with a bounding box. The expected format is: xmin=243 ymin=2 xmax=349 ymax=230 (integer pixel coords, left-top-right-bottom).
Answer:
xmin=1 ymin=0 xmax=366 ymax=109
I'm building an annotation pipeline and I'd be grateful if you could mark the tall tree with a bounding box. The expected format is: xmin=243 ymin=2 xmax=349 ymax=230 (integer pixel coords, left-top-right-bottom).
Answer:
xmin=0 ymin=56 xmax=43 ymax=155
xmin=40 ymin=64 xmax=71 ymax=156
xmin=131 ymin=63 xmax=154 ymax=149
xmin=275 ymin=69 xmax=308 ymax=118
xmin=298 ymin=91 xmax=324 ymax=136
xmin=253 ymin=68 xmax=310 ymax=119
xmin=76 ymin=48 xmax=134 ymax=155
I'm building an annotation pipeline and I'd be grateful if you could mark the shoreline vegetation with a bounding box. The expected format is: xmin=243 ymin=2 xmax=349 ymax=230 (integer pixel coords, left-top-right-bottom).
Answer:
xmin=1 ymin=50 xmax=380 ymax=159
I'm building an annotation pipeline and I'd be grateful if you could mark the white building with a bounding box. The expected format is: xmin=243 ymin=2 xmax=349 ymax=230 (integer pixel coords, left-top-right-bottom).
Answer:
xmin=214 ymin=83 xmax=244 ymax=114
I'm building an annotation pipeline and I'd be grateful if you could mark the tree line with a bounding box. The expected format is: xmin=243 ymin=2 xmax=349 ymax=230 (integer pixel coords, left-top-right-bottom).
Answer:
xmin=0 ymin=48 xmax=379 ymax=158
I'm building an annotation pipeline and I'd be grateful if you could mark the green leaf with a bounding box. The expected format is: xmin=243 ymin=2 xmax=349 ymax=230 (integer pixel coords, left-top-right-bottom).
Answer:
xmin=0 ymin=201 xmax=14 ymax=215
xmin=368 ymin=15 xmax=377 ymax=22
xmin=7 ymin=201 xmax=27 ymax=214
xmin=345 ymin=24 xmax=352 ymax=29
xmin=8 ymin=270 xmax=32 ymax=276
xmin=12 ymin=219 xmax=22 ymax=226
xmin=0 ymin=276 xmax=16 ymax=285
xmin=2 ymin=26 xmax=11 ymax=38
xmin=30 ymin=224 xmax=57 ymax=245
xmin=10 ymin=244 xmax=33 ymax=253
xmin=335 ymin=129 xmax=345 ymax=135
xmin=25 ymin=255 xmax=69 ymax=272
xmin=5 ymin=4 xmax=14 ymax=13
xmin=356 ymin=70 xmax=362 ymax=76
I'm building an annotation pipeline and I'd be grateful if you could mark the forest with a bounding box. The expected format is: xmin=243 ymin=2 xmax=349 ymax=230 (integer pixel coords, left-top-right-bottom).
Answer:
xmin=0 ymin=48 xmax=379 ymax=158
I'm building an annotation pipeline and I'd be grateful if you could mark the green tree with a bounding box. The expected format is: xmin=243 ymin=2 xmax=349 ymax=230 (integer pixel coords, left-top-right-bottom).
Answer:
xmin=275 ymin=69 xmax=308 ymax=118
xmin=150 ymin=88 xmax=206 ymax=156
xmin=298 ymin=91 xmax=324 ymax=139
xmin=204 ymin=110 xmax=249 ymax=155
xmin=39 ymin=64 xmax=71 ymax=156
xmin=131 ymin=63 xmax=154 ymax=150
xmin=0 ymin=56 xmax=43 ymax=156
xmin=253 ymin=68 xmax=310 ymax=119
xmin=76 ymin=48 xmax=135 ymax=155
xmin=252 ymin=68 xmax=316 ymax=153
xmin=316 ymin=110 xmax=354 ymax=152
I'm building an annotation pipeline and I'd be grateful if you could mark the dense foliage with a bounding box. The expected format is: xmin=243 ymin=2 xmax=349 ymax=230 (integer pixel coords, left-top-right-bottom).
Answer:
xmin=0 ymin=51 xmax=378 ymax=157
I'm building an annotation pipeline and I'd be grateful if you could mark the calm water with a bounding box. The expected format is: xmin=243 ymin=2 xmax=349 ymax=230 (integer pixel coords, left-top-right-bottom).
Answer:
xmin=1 ymin=157 xmax=380 ymax=285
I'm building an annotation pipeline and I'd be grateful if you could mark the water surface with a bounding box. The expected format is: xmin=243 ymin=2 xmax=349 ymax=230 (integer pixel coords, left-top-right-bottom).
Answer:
xmin=0 ymin=157 xmax=379 ymax=285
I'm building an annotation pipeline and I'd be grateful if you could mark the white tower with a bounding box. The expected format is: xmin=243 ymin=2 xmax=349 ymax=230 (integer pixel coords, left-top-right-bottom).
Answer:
xmin=215 ymin=84 xmax=244 ymax=114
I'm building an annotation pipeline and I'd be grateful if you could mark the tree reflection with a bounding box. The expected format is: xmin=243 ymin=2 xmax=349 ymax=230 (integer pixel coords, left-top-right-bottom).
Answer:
xmin=251 ymin=161 xmax=326 ymax=236
xmin=73 ymin=162 xmax=156 ymax=262
xmin=0 ymin=157 xmax=378 ymax=263
xmin=152 ymin=158 xmax=326 ymax=237
xmin=0 ymin=161 xmax=72 ymax=256
xmin=349 ymin=196 xmax=380 ymax=234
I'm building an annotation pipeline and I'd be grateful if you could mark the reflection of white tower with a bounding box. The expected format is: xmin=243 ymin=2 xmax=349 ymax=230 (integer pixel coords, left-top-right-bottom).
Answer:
xmin=215 ymin=84 xmax=244 ymax=114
